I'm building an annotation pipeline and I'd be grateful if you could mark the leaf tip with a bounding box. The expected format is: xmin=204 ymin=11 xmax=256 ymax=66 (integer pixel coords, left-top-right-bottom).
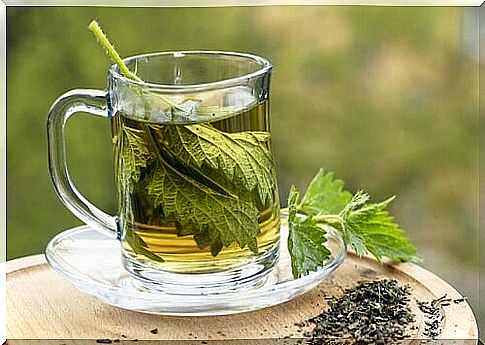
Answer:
xmin=384 ymin=195 xmax=397 ymax=205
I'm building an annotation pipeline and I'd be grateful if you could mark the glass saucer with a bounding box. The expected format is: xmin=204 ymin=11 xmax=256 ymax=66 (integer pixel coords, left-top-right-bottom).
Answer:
xmin=45 ymin=212 xmax=346 ymax=316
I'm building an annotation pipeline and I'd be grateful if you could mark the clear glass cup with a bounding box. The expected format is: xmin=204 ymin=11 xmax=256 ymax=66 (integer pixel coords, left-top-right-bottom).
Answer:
xmin=47 ymin=51 xmax=280 ymax=293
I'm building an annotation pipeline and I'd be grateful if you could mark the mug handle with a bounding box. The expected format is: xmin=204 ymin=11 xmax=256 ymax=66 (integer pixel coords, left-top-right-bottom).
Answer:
xmin=47 ymin=89 xmax=117 ymax=239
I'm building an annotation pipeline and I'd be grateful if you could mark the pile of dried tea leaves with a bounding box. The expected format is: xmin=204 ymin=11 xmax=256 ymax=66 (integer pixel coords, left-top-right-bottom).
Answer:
xmin=303 ymin=279 xmax=415 ymax=344
xmin=417 ymin=295 xmax=466 ymax=339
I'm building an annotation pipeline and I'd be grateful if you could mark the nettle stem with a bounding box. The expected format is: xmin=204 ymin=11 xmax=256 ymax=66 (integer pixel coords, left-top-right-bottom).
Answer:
xmin=88 ymin=20 xmax=142 ymax=82
xmin=312 ymin=214 xmax=342 ymax=225
xmin=296 ymin=206 xmax=344 ymax=228
xmin=88 ymin=20 xmax=183 ymax=112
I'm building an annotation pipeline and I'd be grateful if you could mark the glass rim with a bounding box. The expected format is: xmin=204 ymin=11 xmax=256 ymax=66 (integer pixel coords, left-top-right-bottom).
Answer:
xmin=109 ymin=50 xmax=272 ymax=92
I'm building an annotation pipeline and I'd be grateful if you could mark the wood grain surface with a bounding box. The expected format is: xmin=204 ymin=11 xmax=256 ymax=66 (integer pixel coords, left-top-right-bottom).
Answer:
xmin=6 ymin=254 xmax=478 ymax=342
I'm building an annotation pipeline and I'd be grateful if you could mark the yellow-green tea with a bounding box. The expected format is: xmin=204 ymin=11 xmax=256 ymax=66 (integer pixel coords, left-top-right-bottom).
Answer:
xmin=112 ymin=100 xmax=280 ymax=273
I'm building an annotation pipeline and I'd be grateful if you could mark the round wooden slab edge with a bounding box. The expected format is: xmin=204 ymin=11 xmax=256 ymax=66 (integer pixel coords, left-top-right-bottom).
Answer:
xmin=6 ymin=254 xmax=47 ymax=274
xmin=6 ymin=254 xmax=478 ymax=340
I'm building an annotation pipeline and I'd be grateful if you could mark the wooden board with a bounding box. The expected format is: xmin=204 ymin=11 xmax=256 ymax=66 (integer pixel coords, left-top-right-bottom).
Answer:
xmin=6 ymin=254 xmax=478 ymax=341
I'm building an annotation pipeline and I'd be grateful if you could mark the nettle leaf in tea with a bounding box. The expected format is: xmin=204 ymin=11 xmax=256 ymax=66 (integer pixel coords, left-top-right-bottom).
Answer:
xmin=145 ymin=124 xmax=261 ymax=255
xmin=115 ymin=126 xmax=151 ymax=187
xmin=89 ymin=21 xmax=278 ymax=261
xmin=155 ymin=124 xmax=275 ymax=206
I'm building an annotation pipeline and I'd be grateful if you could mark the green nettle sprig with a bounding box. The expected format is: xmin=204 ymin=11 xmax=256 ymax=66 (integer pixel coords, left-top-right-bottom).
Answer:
xmin=288 ymin=169 xmax=421 ymax=278
xmin=88 ymin=20 xmax=420 ymax=278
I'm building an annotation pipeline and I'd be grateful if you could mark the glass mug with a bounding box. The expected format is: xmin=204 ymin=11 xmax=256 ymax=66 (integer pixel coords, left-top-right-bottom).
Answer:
xmin=47 ymin=51 xmax=281 ymax=292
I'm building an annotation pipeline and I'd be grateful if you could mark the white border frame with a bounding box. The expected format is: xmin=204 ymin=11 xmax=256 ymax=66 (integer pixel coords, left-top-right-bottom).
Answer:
xmin=1 ymin=1 xmax=481 ymax=343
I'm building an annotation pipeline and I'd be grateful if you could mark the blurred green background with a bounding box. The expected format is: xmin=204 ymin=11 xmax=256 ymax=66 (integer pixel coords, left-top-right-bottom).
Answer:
xmin=7 ymin=6 xmax=480 ymax=331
